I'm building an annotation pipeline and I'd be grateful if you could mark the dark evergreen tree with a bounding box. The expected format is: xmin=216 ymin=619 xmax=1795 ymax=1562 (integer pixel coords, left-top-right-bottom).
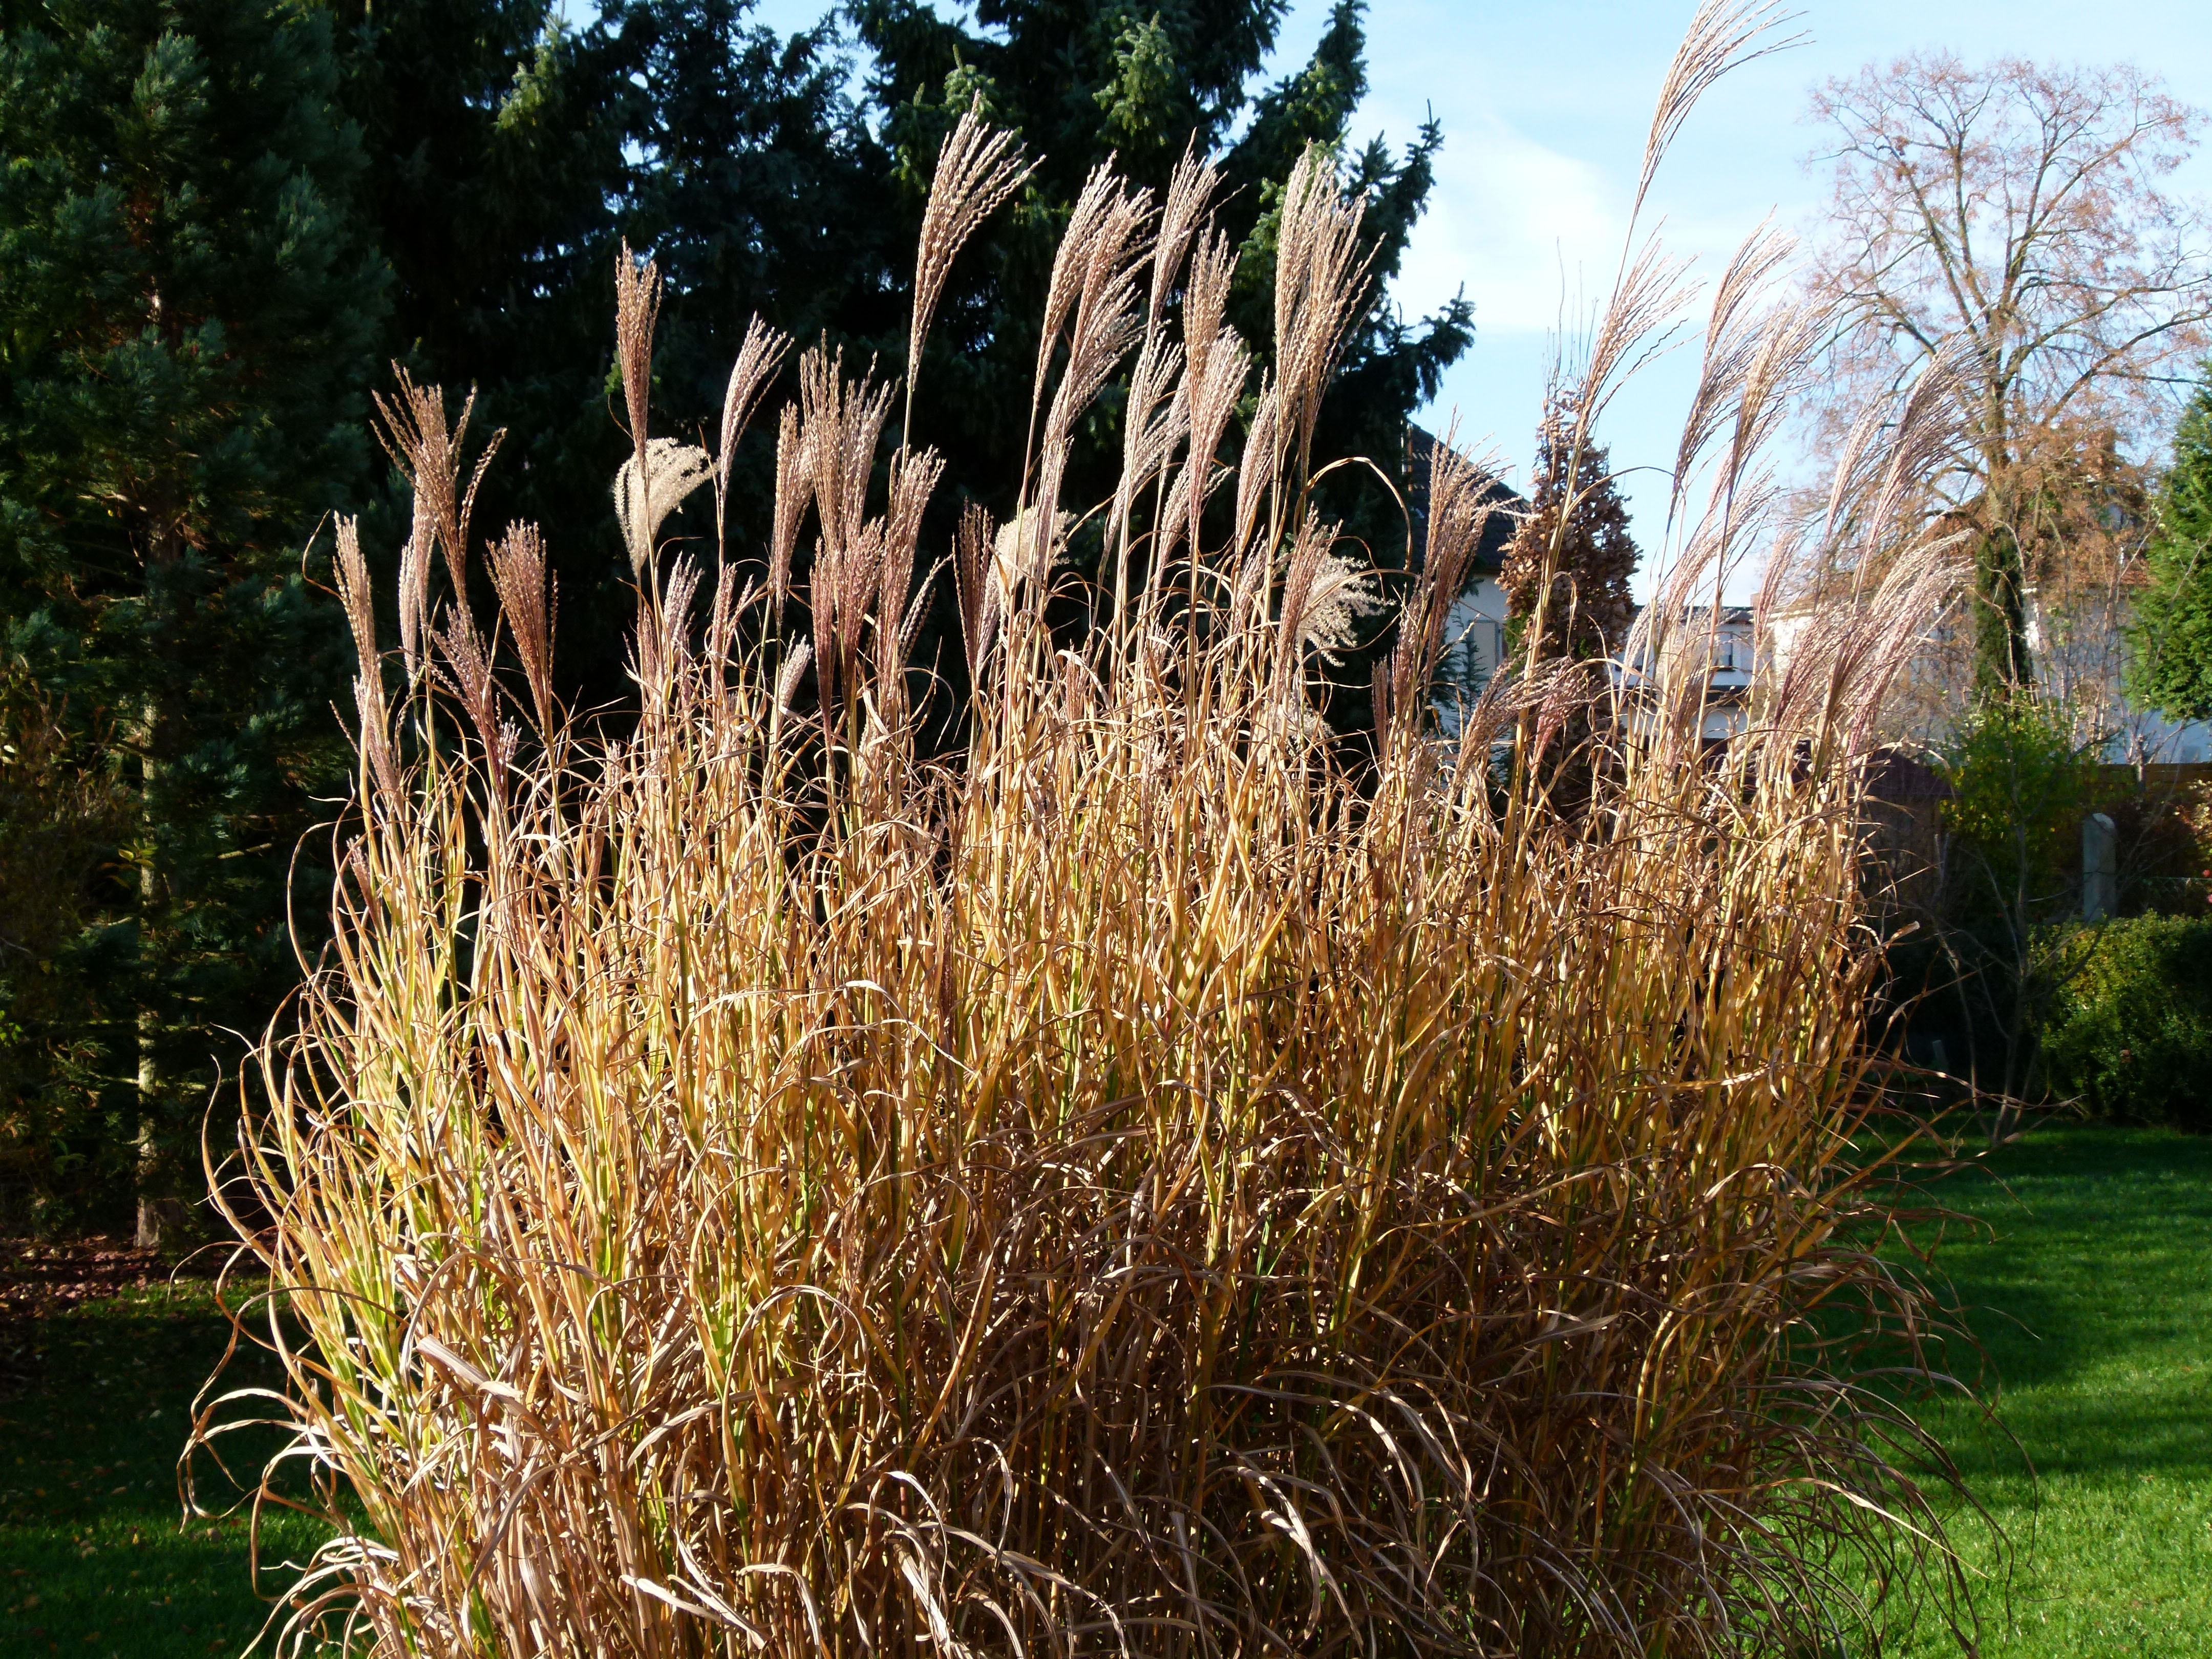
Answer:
xmin=1500 ymin=402 xmax=1639 ymax=661
xmin=851 ymin=0 xmax=1473 ymax=733
xmin=854 ymin=0 xmax=1469 ymax=507
xmin=0 ymin=666 xmax=126 ymax=1232
xmin=326 ymin=0 xmax=898 ymax=702
xmin=0 ymin=0 xmax=386 ymax=1239
xmin=2130 ymin=370 xmax=2212 ymax=722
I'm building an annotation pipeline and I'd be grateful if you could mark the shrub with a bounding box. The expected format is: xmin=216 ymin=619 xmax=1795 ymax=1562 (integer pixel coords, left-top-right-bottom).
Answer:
xmin=1938 ymin=696 xmax=2095 ymax=923
xmin=2043 ymin=916 xmax=2212 ymax=1130
xmin=197 ymin=50 xmax=1976 ymax=1659
xmin=1929 ymin=697 xmax=2099 ymax=1099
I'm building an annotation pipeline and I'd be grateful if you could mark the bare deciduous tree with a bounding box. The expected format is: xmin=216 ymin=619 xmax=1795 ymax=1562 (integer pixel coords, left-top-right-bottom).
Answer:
xmin=1805 ymin=54 xmax=2212 ymax=698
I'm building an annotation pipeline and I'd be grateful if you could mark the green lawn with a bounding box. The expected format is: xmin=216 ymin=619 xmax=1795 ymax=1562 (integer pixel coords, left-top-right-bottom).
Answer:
xmin=3 ymin=1122 xmax=2206 ymax=1657
xmin=0 ymin=1269 xmax=331 ymax=1659
xmin=1880 ymin=1121 xmax=2212 ymax=1657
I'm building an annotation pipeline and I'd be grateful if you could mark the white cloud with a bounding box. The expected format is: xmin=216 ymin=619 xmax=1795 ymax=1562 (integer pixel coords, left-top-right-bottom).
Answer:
xmin=1390 ymin=111 xmax=1628 ymax=337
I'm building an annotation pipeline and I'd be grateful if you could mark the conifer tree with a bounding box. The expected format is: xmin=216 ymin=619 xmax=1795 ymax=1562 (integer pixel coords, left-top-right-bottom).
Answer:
xmin=851 ymin=0 xmax=1472 ymax=731
xmin=331 ymin=0 xmax=895 ymax=701
xmin=1500 ymin=402 xmax=1640 ymax=661
xmin=854 ymin=0 xmax=1468 ymax=487
xmin=2130 ymin=370 xmax=2212 ymax=722
xmin=0 ymin=0 xmax=385 ymax=1239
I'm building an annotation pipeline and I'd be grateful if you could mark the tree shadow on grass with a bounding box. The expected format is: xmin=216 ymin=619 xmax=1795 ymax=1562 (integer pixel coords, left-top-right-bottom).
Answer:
xmin=1909 ymin=1119 xmax=2212 ymax=1484
xmin=1 ymin=1250 xmax=332 ymax=1658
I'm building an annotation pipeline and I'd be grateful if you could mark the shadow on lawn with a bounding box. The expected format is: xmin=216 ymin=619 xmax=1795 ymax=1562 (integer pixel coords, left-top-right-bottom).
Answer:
xmin=1917 ymin=1118 xmax=2212 ymax=1481
xmin=1 ymin=1242 xmax=328 ymax=1659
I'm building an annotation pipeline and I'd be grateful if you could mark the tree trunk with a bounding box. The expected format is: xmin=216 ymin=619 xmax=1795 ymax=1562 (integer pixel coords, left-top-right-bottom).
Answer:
xmin=1972 ymin=521 xmax=2034 ymax=701
xmin=1972 ymin=437 xmax=2033 ymax=700
xmin=134 ymin=521 xmax=186 ymax=1248
xmin=133 ymin=698 xmax=183 ymax=1248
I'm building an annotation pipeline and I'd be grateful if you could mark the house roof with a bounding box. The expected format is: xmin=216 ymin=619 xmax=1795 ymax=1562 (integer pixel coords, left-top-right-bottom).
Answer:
xmin=1406 ymin=424 xmax=1524 ymax=589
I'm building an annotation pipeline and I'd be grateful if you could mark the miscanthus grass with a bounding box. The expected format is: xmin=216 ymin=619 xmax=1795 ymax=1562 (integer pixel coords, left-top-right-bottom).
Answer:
xmin=194 ymin=8 xmax=1982 ymax=1654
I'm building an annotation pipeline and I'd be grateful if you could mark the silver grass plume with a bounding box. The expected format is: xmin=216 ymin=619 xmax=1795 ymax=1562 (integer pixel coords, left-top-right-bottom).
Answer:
xmin=614 ymin=240 xmax=663 ymax=554
xmin=374 ymin=370 xmax=503 ymax=667
xmin=614 ymin=439 xmax=716 ymax=576
xmin=907 ymin=100 xmax=1033 ymax=443
xmin=332 ymin=516 xmax=399 ymax=804
xmin=714 ymin=317 xmax=793 ymax=561
xmin=1272 ymin=147 xmax=1376 ymax=483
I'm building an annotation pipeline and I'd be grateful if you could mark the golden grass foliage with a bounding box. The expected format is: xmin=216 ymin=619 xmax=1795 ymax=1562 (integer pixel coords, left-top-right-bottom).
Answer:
xmin=198 ymin=18 xmax=1979 ymax=1655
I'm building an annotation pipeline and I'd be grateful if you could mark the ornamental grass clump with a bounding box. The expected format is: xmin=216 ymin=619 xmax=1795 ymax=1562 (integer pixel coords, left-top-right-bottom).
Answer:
xmin=200 ymin=9 xmax=1976 ymax=1654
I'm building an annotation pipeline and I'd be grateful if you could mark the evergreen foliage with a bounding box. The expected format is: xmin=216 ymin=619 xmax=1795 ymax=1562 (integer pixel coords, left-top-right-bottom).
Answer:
xmin=0 ymin=0 xmax=386 ymax=1235
xmin=331 ymin=0 xmax=898 ymax=699
xmin=2130 ymin=370 xmax=2212 ymax=722
xmin=0 ymin=668 xmax=126 ymax=1231
xmin=0 ymin=0 xmax=1472 ymax=1228
xmin=853 ymin=0 xmax=1472 ymax=726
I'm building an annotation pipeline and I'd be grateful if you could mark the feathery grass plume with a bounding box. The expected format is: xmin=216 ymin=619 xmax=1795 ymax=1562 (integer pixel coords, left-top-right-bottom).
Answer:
xmin=1159 ymin=234 xmax=1250 ymax=576
xmin=1231 ymin=369 xmax=1282 ymax=559
xmin=1272 ymin=145 xmax=1376 ymax=490
xmin=330 ymin=516 xmax=398 ymax=806
xmin=1157 ymin=328 xmax=1245 ymax=570
xmin=486 ymin=521 xmax=556 ymax=730
xmin=1671 ymin=220 xmax=1796 ymax=527
xmin=614 ymin=240 xmax=664 ymax=542
xmin=1267 ymin=506 xmax=1376 ymax=703
xmin=988 ymin=504 xmax=1072 ymax=610
xmin=906 ymin=100 xmax=1034 ymax=444
xmin=1024 ymin=172 xmax=1151 ymax=595
xmin=768 ymin=402 xmax=809 ymax=621
xmin=799 ymin=345 xmax=896 ymax=560
xmin=428 ymin=609 xmax=504 ymax=776
xmin=1019 ymin=164 xmax=1149 ymax=547
xmin=392 ymin=491 xmax=433 ymax=681
xmin=1525 ymin=1 xmax=1789 ymax=674
xmin=871 ymin=446 xmax=948 ymax=725
xmin=1031 ymin=163 xmax=1125 ymax=415
xmin=206 ymin=33 xmax=1986 ymax=1659
xmin=1146 ymin=148 xmax=1220 ymax=336
xmin=1107 ymin=333 xmax=1187 ymax=614
xmin=613 ymin=438 xmax=717 ymax=577
xmin=1380 ymin=424 xmax=1507 ymax=732
xmin=373 ymin=369 xmax=504 ymax=652
xmin=1636 ymin=0 xmax=1800 ymax=216
xmin=952 ymin=499 xmax=1002 ymax=685
xmin=1513 ymin=241 xmax=1692 ymax=676
xmin=794 ymin=347 xmax=899 ymax=727
xmin=714 ymin=317 xmax=794 ymax=561
xmin=1181 ymin=224 xmax=1237 ymax=384
xmin=1095 ymin=155 xmax=1221 ymax=620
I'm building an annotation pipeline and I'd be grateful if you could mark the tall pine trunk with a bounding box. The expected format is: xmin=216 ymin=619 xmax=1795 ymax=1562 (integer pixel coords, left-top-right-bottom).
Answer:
xmin=135 ymin=541 xmax=184 ymax=1248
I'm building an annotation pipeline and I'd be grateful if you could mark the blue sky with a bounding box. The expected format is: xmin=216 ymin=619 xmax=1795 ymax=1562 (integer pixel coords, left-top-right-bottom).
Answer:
xmin=733 ymin=1 xmax=2212 ymax=584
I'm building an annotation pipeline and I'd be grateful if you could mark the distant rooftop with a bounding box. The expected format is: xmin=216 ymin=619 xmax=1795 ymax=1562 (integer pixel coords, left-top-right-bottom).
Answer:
xmin=1406 ymin=424 xmax=1523 ymax=588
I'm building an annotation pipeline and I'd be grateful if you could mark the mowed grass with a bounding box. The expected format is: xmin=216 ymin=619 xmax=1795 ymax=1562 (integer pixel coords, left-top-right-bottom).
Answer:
xmin=1 ymin=1123 xmax=2204 ymax=1657
xmin=0 ymin=1271 xmax=332 ymax=1658
xmin=1884 ymin=1120 xmax=2212 ymax=1657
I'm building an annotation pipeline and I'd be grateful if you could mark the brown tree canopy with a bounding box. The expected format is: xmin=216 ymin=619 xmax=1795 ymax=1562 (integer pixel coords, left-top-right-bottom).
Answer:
xmin=1501 ymin=402 xmax=1640 ymax=662
xmin=1803 ymin=53 xmax=2212 ymax=697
